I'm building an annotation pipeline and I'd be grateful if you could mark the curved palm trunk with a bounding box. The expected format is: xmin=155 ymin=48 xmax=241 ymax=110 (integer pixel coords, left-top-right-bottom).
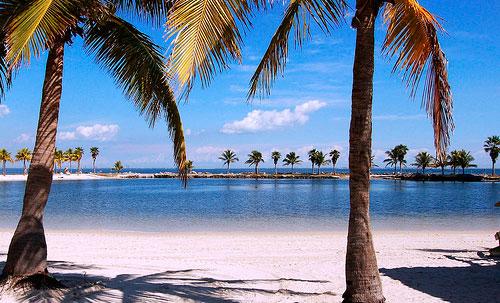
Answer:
xmin=343 ymin=2 xmax=385 ymax=302
xmin=2 ymin=39 xmax=65 ymax=281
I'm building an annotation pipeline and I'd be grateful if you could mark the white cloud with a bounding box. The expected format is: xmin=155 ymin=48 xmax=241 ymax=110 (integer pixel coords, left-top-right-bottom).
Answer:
xmin=221 ymin=100 xmax=326 ymax=134
xmin=58 ymin=124 xmax=119 ymax=141
xmin=15 ymin=133 xmax=33 ymax=143
xmin=0 ymin=104 xmax=10 ymax=117
xmin=185 ymin=128 xmax=192 ymax=136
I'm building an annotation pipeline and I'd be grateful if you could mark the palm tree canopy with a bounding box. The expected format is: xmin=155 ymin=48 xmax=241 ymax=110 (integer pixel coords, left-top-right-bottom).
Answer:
xmin=383 ymin=149 xmax=398 ymax=168
xmin=412 ymin=151 xmax=434 ymax=169
xmin=90 ymin=146 xmax=99 ymax=158
xmin=245 ymin=150 xmax=264 ymax=166
xmin=218 ymin=149 xmax=239 ymax=165
xmin=15 ymin=148 xmax=32 ymax=161
xmin=314 ymin=151 xmax=330 ymax=166
xmin=0 ymin=149 xmax=14 ymax=162
xmin=271 ymin=151 xmax=281 ymax=165
xmin=283 ymin=152 xmax=302 ymax=166
xmin=433 ymin=154 xmax=448 ymax=168
xmin=455 ymin=149 xmax=477 ymax=169
xmin=308 ymin=148 xmax=318 ymax=164
xmin=329 ymin=149 xmax=340 ymax=164
xmin=113 ymin=160 xmax=124 ymax=172
xmin=74 ymin=147 xmax=84 ymax=160
xmin=484 ymin=135 xmax=500 ymax=162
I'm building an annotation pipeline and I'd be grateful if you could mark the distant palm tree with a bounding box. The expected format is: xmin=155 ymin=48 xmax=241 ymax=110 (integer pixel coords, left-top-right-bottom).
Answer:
xmin=370 ymin=154 xmax=378 ymax=173
xmin=314 ymin=151 xmax=330 ymax=174
xmin=329 ymin=150 xmax=340 ymax=174
xmin=271 ymin=151 xmax=281 ymax=175
xmin=383 ymin=149 xmax=398 ymax=174
xmin=184 ymin=160 xmax=194 ymax=174
xmin=53 ymin=149 xmax=65 ymax=174
xmin=74 ymin=147 xmax=84 ymax=174
xmin=112 ymin=161 xmax=124 ymax=173
xmin=433 ymin=154 xmax=448 ymax=175
xmin=484 ymin=136 xmax=500 ymax=176
xmin=455 ymin=150 xmax=477 ymax=175
xmin=64 ymin=148 xmax=75 ymax=173
xmin=218 ymin=150 xmax=239 ymax=173
xmin=412 ymin=152 xmax=434 ymax=174
xmin=283 ymin=152 xmax=302 ymax=173
xmin=308 ymin=149 xmax=318 ymax=174
xmin=0 ymin=149 xmax=14 ymax=176
xmin=395 ymin=144 xmax=409 ymax=173
xmin=90 ymin=147 xmax=100 ymax=174
xmin=448 ymin=150 xmax=461 ymax=175
xmin=246 ymin=151 xmax=264 ymax=174
xmin=15 ymin=148 xmax=32 ymax=175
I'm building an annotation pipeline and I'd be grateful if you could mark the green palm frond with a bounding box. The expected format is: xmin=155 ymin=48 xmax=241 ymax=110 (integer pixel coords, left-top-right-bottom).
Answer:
xmin=1 ymin=0 xmax=83 ymax=67
xmin=111 ymin=0 xmax=173 ymax=27
xmin=84 ymin=13 xmax=187 ymax=184
xmin=382 ymin=0 xmax=453 ymax=158
xmin=248 ymin=0 xmax=346 ymax=99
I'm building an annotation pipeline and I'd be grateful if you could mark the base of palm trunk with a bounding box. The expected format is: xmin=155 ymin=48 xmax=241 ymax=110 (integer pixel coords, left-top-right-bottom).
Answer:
xmin=342 ymin=292 xmax=385 ymax=303
xmin=0 ymin=273 xmax=65 ymax=291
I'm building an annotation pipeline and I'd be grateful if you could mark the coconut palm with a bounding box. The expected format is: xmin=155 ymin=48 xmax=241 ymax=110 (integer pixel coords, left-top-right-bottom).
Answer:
xmin=271 ymin=151 xmax=281 ymax=175
xmin=0 ymin=3 xmax=186 ymax=284
xmin=184 ymin=160 xmax=194 ymax=174
xmin=395 ymin=144 xmax=409 ymax=173
xmin=448 ymin=150 xmax=460 ymax=175
xmin=74 ymin=147 xmax=84 ymax=174
xmin=64 ymin=148 xmax=75 ymax=173
xmin=329 ymin=149 xmax=341 ymax=174
xmin=383 ymin=149 xmax=398 ymax=174
xmin=283 ymin=152 xmax=302 ymax=173
xmin=0 ymin=149 xmax=14 ymax=176
xmin=455 ymin=150 xmax=477 ymax=175
xmin=245 ymin=150 xmax=264 ymax=174
xmin=433 ymin=154 xmax=448 ymax=175
xmin=218 ymin=149 xmax=239 ymax=173
xmin=412 ymin=151 xmax=434 ymax=174
xmin=307 ymin=149 xmax=318 ymax=174
xmin=112 ymin=161 xmax=124 ymax=173
xmin=15 ymin=148 xmax=32 ymax=175
xmin=90 ymin=147 xmax=99 ymax=174
xmin=484 ymin=136 xmax=500 ymax=176
xmin=314 ymin=151 xmax=330 ymax=174
xmin=166 ymin=0 xmax=452 ymax=300
xmin=53 ymin=149 xmax=65 ymax=174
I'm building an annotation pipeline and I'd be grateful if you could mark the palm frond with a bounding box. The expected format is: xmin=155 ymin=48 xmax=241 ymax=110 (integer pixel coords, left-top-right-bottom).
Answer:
xmin=248 ymin=0 xmax=346 ymax=99
xmin=382 ymin=0 xmax=453 ymax=158
xmin=84 ymin=13 xmax=187 ymax=184
xmin=1 ymin=0 xmax=83 ymax=67
xmin=111 ymin=0 xmax=173 ymax=27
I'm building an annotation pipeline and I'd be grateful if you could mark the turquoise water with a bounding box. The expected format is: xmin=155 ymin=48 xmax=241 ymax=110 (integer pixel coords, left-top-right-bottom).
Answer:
xmin=0 ymin=179 xmax=498 ymax=231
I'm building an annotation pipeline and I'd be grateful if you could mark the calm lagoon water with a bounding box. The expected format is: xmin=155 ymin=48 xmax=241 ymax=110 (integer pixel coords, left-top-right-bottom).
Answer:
xmin=0 ymin=178 xmax=498 ymax=232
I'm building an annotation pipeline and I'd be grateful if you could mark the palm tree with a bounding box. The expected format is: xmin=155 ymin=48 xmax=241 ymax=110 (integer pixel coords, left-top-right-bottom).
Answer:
xmin=184 ymin=160 xmax=194 ymax=174
xmin=307 ymin=149 xmax=318 ymax=174
xmin=90 ymin=147 xmax=99 ymax=174
xmin=271 ymin=151 xmax=281 ymax=175
xmin=0 ymin=149 xmax=14 ymax=176
xmin=245 ymin=150 xmax=264 ymax=174
xmin=15 ymin=148 xmax=32 ymax=175
xmin=53 ymin=149 xmax=65 ymax=174
xmin=166 ymin=1 xmax=452 ymax=301
xmin=395 ymin=144 xmax=409 ymax=173
xmin=112 ymin=161 xmax=124 ymax=173
xmin=74 ymin=147 xmax=84 ymax=174
xmin=455 ymin=150 xmax=477 ymax=175
xmin=484 ymin=136 xmax=500 ymax=176
xmin=383 ymin=149 xmax=398 ymax=174
xmin=0 ymin=3 xmax=186 ymax=284
xmin=433 ymin=154 xmax=448 ymax=175
xmin=218 ymin=149 xmax=239 ymax=173
xmin=448 ymin=150 xmax=461 ymax=175
xmin=329 ymin=149 xmax=341 ymax=174
xmin=64 ymin=148 xmax=75 ymax=173
xmin=314 ymin=151 xmax=330 ymax=174
xmin=412 ymin=151 xmax=434 ymax=174
xmin=283 ymin=152 xmax=302 ymax=173
xmin=370 ymin=154 xmax=378 ymax=172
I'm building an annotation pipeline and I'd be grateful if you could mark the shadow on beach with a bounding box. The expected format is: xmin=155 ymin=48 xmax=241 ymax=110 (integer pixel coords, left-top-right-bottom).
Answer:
xmin=381 ymin=251 xmax=500 ymax=303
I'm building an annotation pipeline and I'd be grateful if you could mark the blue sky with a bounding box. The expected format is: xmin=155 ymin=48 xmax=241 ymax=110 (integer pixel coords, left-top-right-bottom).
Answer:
xmin=0 ymin=1 xmax=498 ymax=169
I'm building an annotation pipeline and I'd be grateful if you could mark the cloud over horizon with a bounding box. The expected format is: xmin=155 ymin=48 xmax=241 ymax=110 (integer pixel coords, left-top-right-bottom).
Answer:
xmin=221 ymin=100 xmax=326 ymax=134
xmin=0 ymin=104 xmax=10 ymax=117
xmin=58 ymin=123 xmax=119 ymax=142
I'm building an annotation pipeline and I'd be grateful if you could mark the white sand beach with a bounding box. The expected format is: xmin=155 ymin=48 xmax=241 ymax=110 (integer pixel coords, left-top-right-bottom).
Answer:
xmin=0 ymin=173 xmax=131 ymax=182
xmin=0 ymin=230 xmax=498 ymax=302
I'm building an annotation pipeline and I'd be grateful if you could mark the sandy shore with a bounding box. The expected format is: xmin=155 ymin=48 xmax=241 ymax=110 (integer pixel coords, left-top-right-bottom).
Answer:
xmin=0 ymin=173 xmax=124 ymax=182
xmin=0 ymin=229 xmax=498 ymax=302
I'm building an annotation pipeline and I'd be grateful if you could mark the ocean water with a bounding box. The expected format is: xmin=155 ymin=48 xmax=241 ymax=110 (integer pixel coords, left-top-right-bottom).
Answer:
xmin=0 ymin=178 xmax=498 ymax=232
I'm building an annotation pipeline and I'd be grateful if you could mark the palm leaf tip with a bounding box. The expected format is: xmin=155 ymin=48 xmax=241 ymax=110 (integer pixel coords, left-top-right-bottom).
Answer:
xmin=382 ymin=0 xmax=453 ymax=158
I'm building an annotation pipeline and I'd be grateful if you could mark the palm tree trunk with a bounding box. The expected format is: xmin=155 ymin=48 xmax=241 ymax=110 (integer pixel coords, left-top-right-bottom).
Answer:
xmin=1 ymin=39 xmax=65 ymax=281
xmin=23 ymin=160 xmax=26 ymax=175
xmin=274 ymin=163 xmax=277 ymax=175
xmin=77 ymin=160 xmax=81 ymax=174
xmin=227 ymin=163 xmax=230 ymax=174
xmin=441 ymin=166 xmax=444 ymax=175
xmin=462 ymin=167 xmax=465 ymax=175
xmin=492 ymin=161 xmax=495 ymax=176
xmin=2 ymin=161 xmax=5 ymax=176
xmin=343 ymin=1 xmax=385 ymax=302
xmin=92 ymin=158 xmax=96 ymax=173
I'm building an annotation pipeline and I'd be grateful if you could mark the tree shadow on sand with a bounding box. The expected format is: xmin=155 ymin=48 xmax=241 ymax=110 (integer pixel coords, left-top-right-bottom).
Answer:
xmin=1 ymin=261 xmax=337 ymax=302
xmin=381 ymin=250 xmax=500 ymax=303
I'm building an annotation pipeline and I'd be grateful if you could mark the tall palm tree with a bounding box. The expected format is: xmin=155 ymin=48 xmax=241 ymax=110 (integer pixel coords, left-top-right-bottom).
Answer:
xmin=112 ymin=160 xmax=124 ymax=173
xmin=307 ymin=149 xmax=318 ymax=174
xmin=484 ymin=135 xmax=500 ymax=176
xmin=0 ymin=149 xmax=14 ymax=176
xmin=314 ymin=151 xmax=330 ymax=174
xmin=395 ymin=144 xmax=409 ymax=173
xmin=448 ymin=150 xmax=460 ymax=175
xmin=166 ymin=0 xmax=452 ymax=301
xmin=271 ymin=151 xmax=281 ymax=175
xmin=53 ymin=149 xmax=65 ymax=174
xmin=329 ymin=149 xmax=341 ymax=174
xmin=64 ymin=148 xmax=75 ymax=173
xmin=455 ymin=150 xmax=477 ymax=175
xmin=90 ymin=147 xmax=99 ymax=174
xmin=245 ymin=150 xmax=264 ymax=174
xmin=433 ymin=154 xmax=448 ymax=175
xmin=15 ymin=148 xmax=32 ymax=175
xmin=74 ymin=146 xmax=84 ymax=174
xmin=218 ymin=149 xmax=239 ymax=173
xmin=412 ymin=151 xmax=434 ymax=174
xmin=383 ymin=149 xmax=398 ymax=174
xmin=0 ymin=2 xmax=186 ymax=284
xmin=283 ymin=152 xmax=302 ymax=173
